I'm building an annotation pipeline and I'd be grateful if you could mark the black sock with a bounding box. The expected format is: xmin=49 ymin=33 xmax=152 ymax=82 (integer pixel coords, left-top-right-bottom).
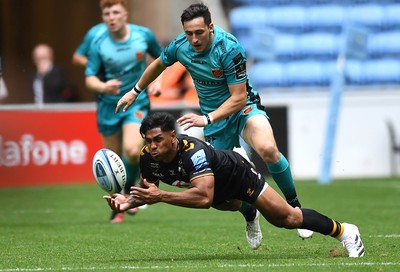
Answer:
xmin=287 ymin=196 xmax=301 ymax=208
xmin=300 ymin=208 xmax=335 ymax=235
xmin=239 ymin=202 xmax=257 ymax=222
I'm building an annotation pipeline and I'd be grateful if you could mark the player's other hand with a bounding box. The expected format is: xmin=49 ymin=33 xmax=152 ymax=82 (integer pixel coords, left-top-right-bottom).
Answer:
xmin=103 ymin=79 xmax=122 ymax=95
xmin=103 ymin=193 xmax=130 ymax=212
xmin=177 ymin=112 xmax=206 ymax=130
xmin=116 ymin=91 xmax=137 ymax=113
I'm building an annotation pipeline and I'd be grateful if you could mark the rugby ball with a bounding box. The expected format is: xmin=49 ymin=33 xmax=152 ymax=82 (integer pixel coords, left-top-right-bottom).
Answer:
xmin=92 ymin=148 xmax=126 ymax=194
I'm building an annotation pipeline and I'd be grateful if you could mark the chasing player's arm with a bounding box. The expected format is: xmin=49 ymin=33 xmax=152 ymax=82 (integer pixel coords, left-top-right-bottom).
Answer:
xmin=207 ymin=82 xmax=247 ymax=124
xmin=86 ymin=75 xmax=121 ymax=95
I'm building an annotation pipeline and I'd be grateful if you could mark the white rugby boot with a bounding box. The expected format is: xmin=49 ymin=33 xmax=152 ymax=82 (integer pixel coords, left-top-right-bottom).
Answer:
xmin=339 ymin=223 xmax=365 ymax=258
xmin=245 ymin=210 xmax=262 ymax=250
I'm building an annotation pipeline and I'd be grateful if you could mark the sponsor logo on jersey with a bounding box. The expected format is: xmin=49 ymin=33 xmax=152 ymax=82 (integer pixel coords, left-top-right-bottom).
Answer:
xmin=242 ymin=105 xmax=253 ymax=115
xmin=191 ymin=59 xmax=207 ymax=64
xmin=246 ymin=187 xmax=255 ymax=197
xmin=136 ymin=51 xmax=144 ymax=61
xmin=190 ymin=149 xmax=208 ymax=170
xmin=233 ymin=53 xmax=244 ymax=64
xmin=235 ymin=63 xmax=246 ymax=80
xmin=135 ymin=110 xmax=145 ymax=120
xmin=211 ymin=68 xmax=223 ymax=78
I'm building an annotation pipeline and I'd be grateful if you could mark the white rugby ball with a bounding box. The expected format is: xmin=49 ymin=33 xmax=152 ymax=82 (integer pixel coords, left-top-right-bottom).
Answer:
xmin=92 ymin=148 xmax=127 ymax=194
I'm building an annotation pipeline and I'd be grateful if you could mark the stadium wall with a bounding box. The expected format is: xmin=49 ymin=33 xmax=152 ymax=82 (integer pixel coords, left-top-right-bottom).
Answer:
xmin=261 ymin=88 xmax=400 ymax=179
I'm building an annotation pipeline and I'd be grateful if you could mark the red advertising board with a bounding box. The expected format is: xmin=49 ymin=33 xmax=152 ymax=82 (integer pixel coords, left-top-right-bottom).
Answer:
xmin=0 ymin=107 xmax=103 ymax=187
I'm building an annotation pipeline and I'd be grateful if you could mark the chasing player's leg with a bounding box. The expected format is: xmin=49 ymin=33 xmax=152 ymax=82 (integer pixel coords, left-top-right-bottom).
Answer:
xmin=122 ymin=122 xmax=146 ymax=217
xmin=243 ymin=114 xmax=313 ymax=239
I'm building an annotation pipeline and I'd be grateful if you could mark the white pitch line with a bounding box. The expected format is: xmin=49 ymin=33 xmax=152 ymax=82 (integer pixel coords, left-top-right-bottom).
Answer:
xmin=368 ymin=234 xmax=400 ymax=238
xmin=1 ymin=262 xmax=400 ymax=271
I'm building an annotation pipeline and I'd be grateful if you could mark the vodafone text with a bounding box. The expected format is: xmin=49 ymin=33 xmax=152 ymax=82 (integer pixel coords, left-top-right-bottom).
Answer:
xmin=0 ymin=134 xmax=88 ymax=167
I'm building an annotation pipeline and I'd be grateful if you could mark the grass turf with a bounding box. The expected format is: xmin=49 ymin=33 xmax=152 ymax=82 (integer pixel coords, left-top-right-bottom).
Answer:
xmin=0 ymin=178 xmax=399 ymax=271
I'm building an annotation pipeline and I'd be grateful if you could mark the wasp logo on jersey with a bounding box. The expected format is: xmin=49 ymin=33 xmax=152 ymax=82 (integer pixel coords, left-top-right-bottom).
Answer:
xmin=182 ymin=139 xmax=195 ymax=151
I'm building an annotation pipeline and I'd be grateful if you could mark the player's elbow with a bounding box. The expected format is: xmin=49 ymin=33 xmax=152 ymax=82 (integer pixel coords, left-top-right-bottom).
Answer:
xmin=231 ymin=94 xmax=247 ymax=110
xmin=197 ymin=196 xmax=213 ymax=209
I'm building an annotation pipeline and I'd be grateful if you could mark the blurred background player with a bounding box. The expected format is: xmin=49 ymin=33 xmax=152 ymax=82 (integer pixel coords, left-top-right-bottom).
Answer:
xmin=116 ymin=3 xmax=312 ymax=238
xmin=84 ymin=0 xmax=163 ymax=223
xmin=32 ymin=44 xmax=77 ymax=106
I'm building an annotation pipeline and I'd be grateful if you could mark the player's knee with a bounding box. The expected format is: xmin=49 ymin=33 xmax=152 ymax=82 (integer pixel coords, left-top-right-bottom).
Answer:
xmin=124 ymin=147 xmax=141 ymax=162
xmin=281 ymin=210 xmax=302 ymax=229
xmin=256 ymin=143 xmax=280 ymax=163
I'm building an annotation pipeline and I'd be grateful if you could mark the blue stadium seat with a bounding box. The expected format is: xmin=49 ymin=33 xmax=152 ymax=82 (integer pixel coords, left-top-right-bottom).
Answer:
xmin=298 ymin=32 xmax=341 ymax=59
xmin=248 ymin=61 xmax=286 ymax=87
xmin=285 ymin=60 xmax=336 ymax=86
xmin=368 ymin=31 xmax=400 ymax=57
xmin=248 ymin=28 xmax=277 ymax=61
xmin=265 ymin=6 xmax=307 ymax=32
xmin=274 ymin=34 xmax=300 ymax=60
xmin=229 ymin=6 xmax=269 ymax=33
xmin=345 ymin=59 xmax=400 ymax=85
xmin=346 ymin=4 xmax=385 ymax=29
xmin=383 ymin=4 xmax=400 ymax=29
xmin=307 ymin=5 xmax=345 ymax=32
xmin=229 ymin=6 xmax=269 ymax=52
xmin=248 ymin=31 xmax=301 ymax=62
xmin=364 ymin=59 xmax=400 ymax=84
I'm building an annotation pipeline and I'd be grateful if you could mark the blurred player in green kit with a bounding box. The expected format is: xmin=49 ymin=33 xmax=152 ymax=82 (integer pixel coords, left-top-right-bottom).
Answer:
xmin=84 ymin=0 xmax=163 ymax=223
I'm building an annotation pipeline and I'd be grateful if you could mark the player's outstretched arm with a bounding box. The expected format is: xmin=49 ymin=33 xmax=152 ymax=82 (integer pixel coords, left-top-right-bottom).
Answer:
xmin=116 ymin=91 xmax=138 ymax=113
xmin=130 ymin=178 xmax=214 ymax=209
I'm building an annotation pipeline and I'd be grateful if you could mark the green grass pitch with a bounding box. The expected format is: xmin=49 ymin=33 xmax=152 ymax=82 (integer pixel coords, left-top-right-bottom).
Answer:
xmin=0 ymin=178 xmax=399 ymax=271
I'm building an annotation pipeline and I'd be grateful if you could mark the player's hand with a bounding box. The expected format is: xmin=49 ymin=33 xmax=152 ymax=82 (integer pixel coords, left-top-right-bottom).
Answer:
xmin=129 ymin=179 xmax=161 ymax=205
xmin=177 ymin=112 xmax=206 ymax=130
xmin=116 ymin=91 xmax=137 ymax=113
xmin=103 ymin=193 xmax=131 ymax=212
xmin=102 ymin=79 xmax=122 ymax=95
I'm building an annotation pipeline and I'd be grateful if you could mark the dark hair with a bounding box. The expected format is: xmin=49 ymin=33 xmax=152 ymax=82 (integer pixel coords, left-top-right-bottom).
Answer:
xmin=140 ymin=112 xmax=176 ymax=135
xmin=181 ymin=3 xmax=211 ymax=25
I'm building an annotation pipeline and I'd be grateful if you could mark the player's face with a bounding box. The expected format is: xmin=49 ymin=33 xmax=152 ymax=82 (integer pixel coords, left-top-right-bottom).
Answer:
xmin=183 ymin=17 xmax=214 ymax=53
xmin=143 ymin=128 xmax=177 ymax=163
xmin=102 ymin=4 xmax=127 ymax=33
